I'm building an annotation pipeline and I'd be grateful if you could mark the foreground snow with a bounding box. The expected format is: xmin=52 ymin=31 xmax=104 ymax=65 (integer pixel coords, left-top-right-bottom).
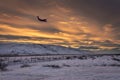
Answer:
xmin=1 ymin=56 xmax=120 ymax=80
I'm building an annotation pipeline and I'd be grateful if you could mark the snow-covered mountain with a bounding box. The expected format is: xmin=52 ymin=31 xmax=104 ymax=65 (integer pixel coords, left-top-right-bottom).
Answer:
xmin=93 ymin=49 xmax=120 ymax=54
xmin=0 ymin=43 xmax=90 ymax=55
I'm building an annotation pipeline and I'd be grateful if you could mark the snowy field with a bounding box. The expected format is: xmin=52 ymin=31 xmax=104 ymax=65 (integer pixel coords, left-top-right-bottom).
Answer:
xmin=1 ymin=55 xmax=120 ymax=80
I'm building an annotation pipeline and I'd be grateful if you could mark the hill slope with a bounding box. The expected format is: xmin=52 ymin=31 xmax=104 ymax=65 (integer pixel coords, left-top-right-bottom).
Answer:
xmin=0 ymin=43 xmax=89 ymax=55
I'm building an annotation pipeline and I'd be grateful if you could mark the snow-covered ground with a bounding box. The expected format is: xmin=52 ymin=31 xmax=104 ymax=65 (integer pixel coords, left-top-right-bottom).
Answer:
xmin=0 ymin=43 xmax=89 ymax=55
xmin=1 ymin=55 xmax=120 ymax=80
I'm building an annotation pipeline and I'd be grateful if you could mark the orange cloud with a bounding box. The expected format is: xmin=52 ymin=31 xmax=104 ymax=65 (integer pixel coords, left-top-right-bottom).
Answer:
xmin=0 ymin=0 xmax=119 ymax=50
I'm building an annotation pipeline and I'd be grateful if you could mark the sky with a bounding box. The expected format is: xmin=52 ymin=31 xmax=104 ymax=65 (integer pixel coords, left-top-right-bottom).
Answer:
xmin=0 ymin=0 xmax=120 ymax=50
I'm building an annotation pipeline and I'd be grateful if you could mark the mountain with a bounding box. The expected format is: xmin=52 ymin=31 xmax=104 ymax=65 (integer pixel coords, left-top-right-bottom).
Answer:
xmin=0 ymin=42 xmax=90 ymax=55
xmin=93 ymin=49 xmax=120 ymax=54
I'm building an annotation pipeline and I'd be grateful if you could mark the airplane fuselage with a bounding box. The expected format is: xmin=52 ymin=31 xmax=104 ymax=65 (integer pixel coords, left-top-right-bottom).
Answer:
xmin=37 ymin=16 xmax=47 ymax=22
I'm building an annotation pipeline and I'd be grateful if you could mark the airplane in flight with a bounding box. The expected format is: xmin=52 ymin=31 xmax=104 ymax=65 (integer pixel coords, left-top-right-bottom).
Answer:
xmin=37 ymin=16 xmax=47 ymax=22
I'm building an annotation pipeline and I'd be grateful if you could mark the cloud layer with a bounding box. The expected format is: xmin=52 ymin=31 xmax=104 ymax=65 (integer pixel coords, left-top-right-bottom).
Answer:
xmin=0 ymin=0 xmax=120 ymax=50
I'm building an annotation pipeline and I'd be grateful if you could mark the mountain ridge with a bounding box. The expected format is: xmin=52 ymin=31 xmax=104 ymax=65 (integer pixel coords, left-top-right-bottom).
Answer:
xmin=0 ymin=42 xmax=90 ymax=55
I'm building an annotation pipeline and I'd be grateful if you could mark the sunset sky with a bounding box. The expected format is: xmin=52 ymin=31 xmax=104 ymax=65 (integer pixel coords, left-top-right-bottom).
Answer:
xmin=0 ymin=0 xmax=120 ymax=50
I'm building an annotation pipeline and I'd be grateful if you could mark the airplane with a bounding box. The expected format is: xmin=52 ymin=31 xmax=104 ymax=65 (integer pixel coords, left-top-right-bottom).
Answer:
xmin=37 ymin=16 xmax=47 ymax=22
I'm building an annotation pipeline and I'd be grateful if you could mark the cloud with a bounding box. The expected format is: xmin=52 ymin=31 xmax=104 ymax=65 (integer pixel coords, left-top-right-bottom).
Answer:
xmin=79 ymin=46 xmax=100 ymax=50
xmin=0 ymin=34 xmax=31 ymax=40
xmin=57 ymin=0 xmax=120 ymax=24
xmin=0 ymin=0 xmax=120 ymax=50
xmin=56 ymin=0 xmax=120 ymax=41
xmin=92 ymin=40 xmax=120 ymax=49
xmin=0 ymin=34 xmax=68 ymax=45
